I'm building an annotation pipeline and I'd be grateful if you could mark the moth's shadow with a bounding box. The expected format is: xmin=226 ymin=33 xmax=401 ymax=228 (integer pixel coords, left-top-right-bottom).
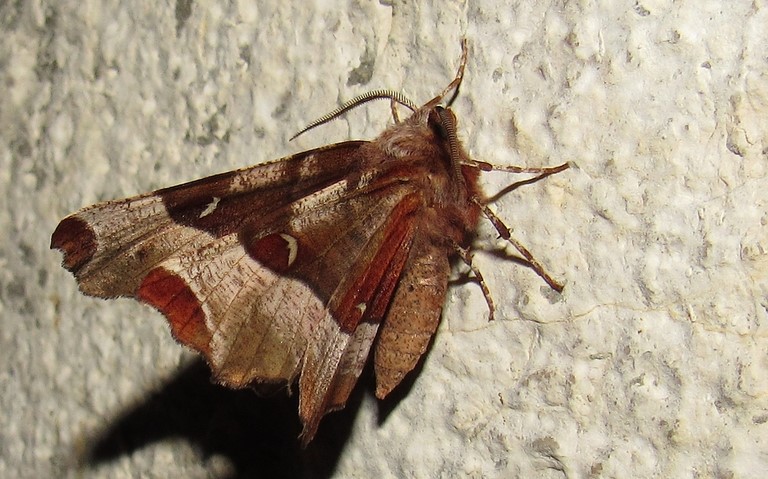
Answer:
xmin=81 ymin=359 xmax=365 ymax=479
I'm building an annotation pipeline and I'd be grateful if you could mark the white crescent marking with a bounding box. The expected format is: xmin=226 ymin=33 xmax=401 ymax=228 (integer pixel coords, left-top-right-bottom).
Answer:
xmin=198 ymin=197 xmax=221 ymax=218
xmin=280 ymin=233 xmax=298 ymax=267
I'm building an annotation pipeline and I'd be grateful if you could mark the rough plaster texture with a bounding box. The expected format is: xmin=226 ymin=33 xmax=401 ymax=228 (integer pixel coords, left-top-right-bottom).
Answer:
xmin=2 ymin=0 xmax=767 ymax=477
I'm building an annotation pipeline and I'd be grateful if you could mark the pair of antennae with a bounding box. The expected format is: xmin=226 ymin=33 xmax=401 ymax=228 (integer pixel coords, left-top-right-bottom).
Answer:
xmin=290 ymin=39 xmax=468 ymax=141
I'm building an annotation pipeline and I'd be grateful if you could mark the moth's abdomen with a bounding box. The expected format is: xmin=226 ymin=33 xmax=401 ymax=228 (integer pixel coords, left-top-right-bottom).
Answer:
xmin=374 ymin=231 xmax=451 ymax=398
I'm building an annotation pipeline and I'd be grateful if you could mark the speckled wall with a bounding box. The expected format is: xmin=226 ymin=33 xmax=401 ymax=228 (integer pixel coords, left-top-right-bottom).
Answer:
xmin=2 ymin=1 xmax=767 ymax=477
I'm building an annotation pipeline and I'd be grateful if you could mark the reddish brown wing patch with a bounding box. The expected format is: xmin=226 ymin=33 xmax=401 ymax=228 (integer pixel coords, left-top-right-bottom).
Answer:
xmin=330 ymin=194 xmax=420 ymax=332
xmin=138 ymin=267 xmax=212 ymax=356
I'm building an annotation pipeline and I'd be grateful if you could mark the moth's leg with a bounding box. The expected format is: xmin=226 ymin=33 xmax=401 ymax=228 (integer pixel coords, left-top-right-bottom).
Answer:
xmin=390 ymin=98 xmax=401 ymax=123
xmin=453 ymin=244 xmax=496 ymax=321
xmin=464 ymin=160 xmax=570 ymax=176
xmin=474 ymin=200 xmax=565 ymax=293
xmin=426 ymin=39 xmax=469 ymax=108
xmin=462 ymin=162 xmax=570 ymax=203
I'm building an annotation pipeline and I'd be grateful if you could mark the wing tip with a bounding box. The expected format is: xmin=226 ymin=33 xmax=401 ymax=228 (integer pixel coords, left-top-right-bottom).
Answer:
xmin=51 ymin=215 xmax=97 ymax=273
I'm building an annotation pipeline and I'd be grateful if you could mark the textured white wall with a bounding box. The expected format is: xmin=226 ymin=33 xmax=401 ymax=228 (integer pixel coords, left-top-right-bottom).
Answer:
xmin=2 ymin=0 xmax=767 ymax=477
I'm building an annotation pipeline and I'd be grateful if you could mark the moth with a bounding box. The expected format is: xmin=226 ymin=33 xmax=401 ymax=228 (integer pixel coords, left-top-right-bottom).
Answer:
xmin=51 ymin=40 xmax=568 ymax=445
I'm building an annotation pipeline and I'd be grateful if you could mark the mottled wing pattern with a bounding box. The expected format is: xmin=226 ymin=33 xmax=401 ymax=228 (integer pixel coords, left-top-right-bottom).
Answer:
xmin=51 ymin=141 xmax=424 ymax=441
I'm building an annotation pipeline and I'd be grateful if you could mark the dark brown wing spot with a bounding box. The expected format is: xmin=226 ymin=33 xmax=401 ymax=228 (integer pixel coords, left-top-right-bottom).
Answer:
xmin=246 ymin=232 xmax=298 ymax=273
xmin=50 ymin=216 xmax=97 ymax=273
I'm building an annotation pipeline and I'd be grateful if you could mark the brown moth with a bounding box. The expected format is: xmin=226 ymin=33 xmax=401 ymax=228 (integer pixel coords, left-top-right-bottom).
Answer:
xmin=51 ymin=40 xmax=568 ymax=445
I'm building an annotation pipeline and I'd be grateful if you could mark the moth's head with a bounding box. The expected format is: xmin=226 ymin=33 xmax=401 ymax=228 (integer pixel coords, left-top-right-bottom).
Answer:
xmin=427 ymin=106 xmax=458 ymax=141
xmin=424 ymin=104 xmax=475 ymax=197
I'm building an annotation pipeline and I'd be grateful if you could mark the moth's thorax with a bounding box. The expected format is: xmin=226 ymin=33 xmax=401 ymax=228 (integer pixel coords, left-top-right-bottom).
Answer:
xmin=368 ymin=106 xmax=482 ymax=248
xmin=376 ymin=108 xmax=445 ymax=161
